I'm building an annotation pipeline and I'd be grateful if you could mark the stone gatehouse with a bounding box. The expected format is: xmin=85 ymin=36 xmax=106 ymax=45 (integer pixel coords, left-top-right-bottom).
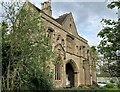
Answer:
xmin=23 ymin=1 xmax=96 ymax=88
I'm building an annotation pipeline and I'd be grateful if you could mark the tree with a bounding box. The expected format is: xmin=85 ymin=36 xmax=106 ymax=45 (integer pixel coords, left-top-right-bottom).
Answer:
xmin=89 ymin=46 xmax=99 ymax=83
xmin=96 ymin=54 xmax=111 ymax=77
xmin=2 ymin=1 xmax=54 ymax=90
xmin=97 ymin=1 xmax=120 ymax=77
xmin=89 ymin=46 xmax=98 ymax=68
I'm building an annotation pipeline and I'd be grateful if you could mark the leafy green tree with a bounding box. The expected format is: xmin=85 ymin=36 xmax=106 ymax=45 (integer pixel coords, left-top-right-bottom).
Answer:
xmin=90 ymin=46 xmax=98 ymax=62
xmin=97 ymin=1 xmax=120 ymax=77
xmin=89 ymin=46 xmax=98 ymax=68
xmin=2 ymin=1 xmax=54 ymax=90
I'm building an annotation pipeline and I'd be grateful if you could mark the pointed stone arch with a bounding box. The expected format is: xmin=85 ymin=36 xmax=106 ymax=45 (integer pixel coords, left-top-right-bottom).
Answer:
xmin=54 ymin=54 xmax=62 ymax=81
xmin=47 ymin=27 xmax=55 ymax=42
xmin=66 ymin=59 xmax=78 ymax=73
xmin=55 ymin=43 xmax=66 ymax=59
xmin=66 ymin=59 xmax=79 ymax=87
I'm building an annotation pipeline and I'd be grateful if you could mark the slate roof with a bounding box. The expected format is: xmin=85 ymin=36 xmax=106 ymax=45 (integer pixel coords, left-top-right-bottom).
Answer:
xmin=55 ymin=13 xmax=69 ymax=25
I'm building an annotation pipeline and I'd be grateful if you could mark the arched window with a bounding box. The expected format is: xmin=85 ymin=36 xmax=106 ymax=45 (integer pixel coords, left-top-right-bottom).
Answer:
xmin=55 ymin=63 xmax=61 ymax=80
xmin=47 ymin=28 xmax=54 ymax=39
xmin=55 ymin=55 xmax=61 ymax=80
xmin=66 ymin=35 xmax=74 ymax=52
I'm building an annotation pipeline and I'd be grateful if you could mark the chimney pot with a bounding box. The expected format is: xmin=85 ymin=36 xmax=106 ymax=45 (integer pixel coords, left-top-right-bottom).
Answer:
xmin=41 ymin=1 xmax=52 ymax=16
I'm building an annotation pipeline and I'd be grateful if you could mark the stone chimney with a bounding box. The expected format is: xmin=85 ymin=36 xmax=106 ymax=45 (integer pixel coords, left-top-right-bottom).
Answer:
xmin=41 ymin=0 xmax=52 ymax=16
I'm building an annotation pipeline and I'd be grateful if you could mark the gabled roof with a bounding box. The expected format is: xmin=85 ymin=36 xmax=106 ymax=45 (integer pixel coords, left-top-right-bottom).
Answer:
xmin=21 ymin=1 xmax=88 ymax=43
xmin=23 ymin=1 xmax=70 ymax=25
xmin=55 ymin=13 xmax=69 ymax=25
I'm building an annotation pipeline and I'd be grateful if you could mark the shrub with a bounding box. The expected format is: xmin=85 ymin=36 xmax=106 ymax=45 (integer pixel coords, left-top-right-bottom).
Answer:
xmin=32 ymin=74 xmax=53 ymax=90
xmin=20 ymin=71 xmax=53 ymax=90
xmin=99 ymin=86 xmax=108 ymax=89
xmin=90 ymin=86 xmax=99 ymax=89
xmin=106 ymin=83 xmax=115 ymax=88
xmin=110 ymin=80 xmax=115 ymax=83
xmin=82 ymin=86 xmax=90 ymax=89
xmin=117 ymin=83 xmax=120 ymax=88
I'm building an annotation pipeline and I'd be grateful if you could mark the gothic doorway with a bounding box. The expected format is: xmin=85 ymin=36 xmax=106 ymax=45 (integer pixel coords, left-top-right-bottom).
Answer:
xmin=66 ymin=63 xmax=74 ymax=87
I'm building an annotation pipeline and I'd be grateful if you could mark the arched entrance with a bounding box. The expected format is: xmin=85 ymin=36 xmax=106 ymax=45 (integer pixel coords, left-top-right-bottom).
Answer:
xmin=66 ymin=59 xmax=78 ymax=87
xmin=66 ymin=63 xmax=74 ymax=87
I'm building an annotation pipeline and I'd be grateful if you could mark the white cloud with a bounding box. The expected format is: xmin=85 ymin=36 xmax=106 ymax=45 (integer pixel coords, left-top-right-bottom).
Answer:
xmin=1 ymin=0 xmax=117 ymax=47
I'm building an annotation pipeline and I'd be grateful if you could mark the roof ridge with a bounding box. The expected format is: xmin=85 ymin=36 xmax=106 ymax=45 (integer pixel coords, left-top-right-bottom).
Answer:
xmin=23 ymin=1 xmax=69 ymax=25
xmin=55 ymin=13 xmax=70 ymax=25
xmin=58 ymin=13 xmax=69 ymax=18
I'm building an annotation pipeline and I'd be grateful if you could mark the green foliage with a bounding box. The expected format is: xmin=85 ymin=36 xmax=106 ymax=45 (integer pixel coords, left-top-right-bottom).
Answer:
xmin=117 ymin=83 xmax=120 ymax=88
xmin=106 ymin=83 xmax=115 ymax=88
xmin=20 ymin=71 xmax=53 ymax=90
xmin=89 ymin=46 xmax=98 ymax=60
xmin=90 ymin=86 xmax=99 ymax=89
xmin=81 ymin=86 xmax=90 ymax=89
xmin=97 ymin=1 xmax=120 ymax=77
xmin=89 ymin=46 xmax=99 ymax=72
xmin=2 ymin=1 xmax=54 ymax=90
xmin=99 ymin=86 xmax=108 ymax=89
xmin=107 ymin=1 xmax=120 ymax=9
xmin=78 ymin=85 xmax=90 ymax=90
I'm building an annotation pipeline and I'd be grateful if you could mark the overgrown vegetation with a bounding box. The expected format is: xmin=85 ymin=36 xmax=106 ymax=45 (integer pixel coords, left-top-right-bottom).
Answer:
xmin=2 ymin=1 xmax=54 ymax=90
xmin=54 ymin=84 xmax=120 ymax=92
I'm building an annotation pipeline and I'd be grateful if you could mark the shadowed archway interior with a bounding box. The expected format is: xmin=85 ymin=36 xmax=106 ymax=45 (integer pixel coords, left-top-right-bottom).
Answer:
xmin=66 ymin=63 xmax=74 ymax=87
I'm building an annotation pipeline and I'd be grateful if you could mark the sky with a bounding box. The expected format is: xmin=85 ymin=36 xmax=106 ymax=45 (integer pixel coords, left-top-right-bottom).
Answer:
xmin=1 ymin=0 xmax=118 ymax=46
xmin=29 ymin=0 xmax=117 ymax=46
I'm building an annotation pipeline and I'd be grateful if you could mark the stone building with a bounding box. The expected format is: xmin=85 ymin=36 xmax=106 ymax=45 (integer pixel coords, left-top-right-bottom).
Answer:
xmin=22 ymin=1 xmax=96 ymax=88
